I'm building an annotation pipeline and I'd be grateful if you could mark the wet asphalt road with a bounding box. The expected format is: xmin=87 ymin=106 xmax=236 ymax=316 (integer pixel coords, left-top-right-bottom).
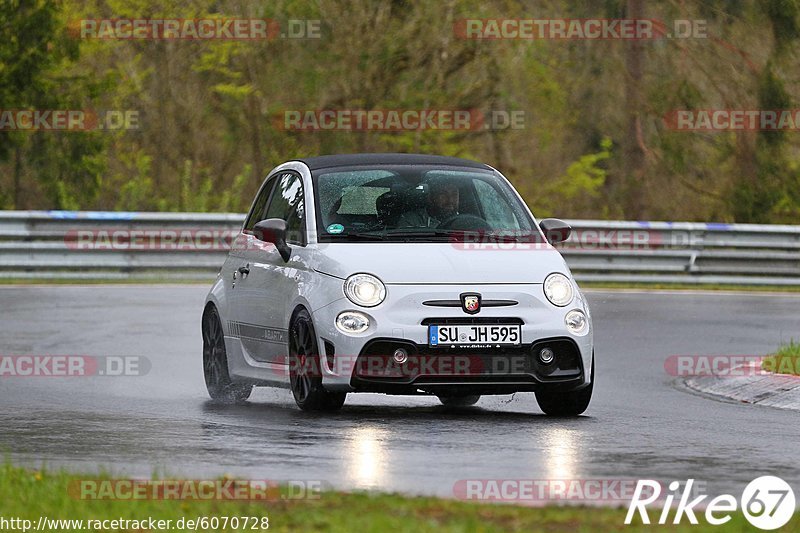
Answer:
xmin=1 ymin=285 xmax=799 ymax=500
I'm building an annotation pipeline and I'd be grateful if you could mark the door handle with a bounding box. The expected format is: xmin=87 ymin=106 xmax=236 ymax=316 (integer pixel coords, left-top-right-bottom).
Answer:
xmin=238 ymin=265 xmax=250 ymax=276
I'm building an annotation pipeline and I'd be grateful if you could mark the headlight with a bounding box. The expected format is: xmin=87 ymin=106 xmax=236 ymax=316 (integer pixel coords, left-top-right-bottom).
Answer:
xmin=544 ymin=273 xmax=574 ymax=307
xmin=344 ymin=273 xmax=386 ymax=307
xmin=336 ymin=311 xmax=370 ymax=334
xmin=565 ymin=309 xmax=589 ymax=336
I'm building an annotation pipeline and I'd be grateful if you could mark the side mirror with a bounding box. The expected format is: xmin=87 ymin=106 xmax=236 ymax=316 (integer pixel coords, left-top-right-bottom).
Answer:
xmin=252 ymin=218 xmax=292 ymax=262
xmin=539 ymin=218 xmax=572 ymax=244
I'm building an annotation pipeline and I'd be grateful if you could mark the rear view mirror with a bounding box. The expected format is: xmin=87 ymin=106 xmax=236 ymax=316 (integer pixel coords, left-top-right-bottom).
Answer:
xmin=539 ymin=218 xmax=572 ymax=244
xmin=253 ymin=218 xmax=292 ymax=262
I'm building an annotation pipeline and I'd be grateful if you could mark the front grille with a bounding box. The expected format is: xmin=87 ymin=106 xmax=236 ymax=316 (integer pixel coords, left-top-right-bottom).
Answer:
xmin=422 ymin=299 xmax=518 ymax=308
xmin=420 ymin=317 xmax=524 ymax=325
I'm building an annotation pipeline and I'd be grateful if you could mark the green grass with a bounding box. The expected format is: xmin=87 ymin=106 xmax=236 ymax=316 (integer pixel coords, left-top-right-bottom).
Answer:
xmin=0 ymin=464 xmax=796 ymax=532
xmin=762 ymin=340 xmax=800 ymax=376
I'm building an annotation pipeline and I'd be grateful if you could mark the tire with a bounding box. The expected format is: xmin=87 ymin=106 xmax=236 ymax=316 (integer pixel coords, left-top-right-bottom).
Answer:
xmin=289 ymin=309 xmax=346 ymax=412
xmin=535 ymin=355 xmax=594 ymax=416
xmin=202 ymin=306 xmax=252 ymax=404
xmin=438 ymin=395 xmax=480 ymax=407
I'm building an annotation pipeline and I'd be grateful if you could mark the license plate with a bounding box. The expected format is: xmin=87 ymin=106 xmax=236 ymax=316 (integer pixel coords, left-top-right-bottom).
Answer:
xmin=428 ymin=324 xmax=522 ymax=347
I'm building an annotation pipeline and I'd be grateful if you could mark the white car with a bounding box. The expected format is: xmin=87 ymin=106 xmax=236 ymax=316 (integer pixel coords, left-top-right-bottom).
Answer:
xmin=202 ymin=153 xmax=594 ymax=415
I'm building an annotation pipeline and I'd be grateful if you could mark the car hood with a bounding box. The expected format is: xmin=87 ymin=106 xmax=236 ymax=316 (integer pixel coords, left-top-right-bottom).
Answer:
xmin=312 ymin=243 xmax=570 ymax=284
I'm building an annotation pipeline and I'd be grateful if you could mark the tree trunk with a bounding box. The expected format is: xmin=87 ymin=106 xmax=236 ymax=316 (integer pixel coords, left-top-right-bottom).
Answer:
xmin=13 ymin=145 xmax=21 ymax=209
xmin=623 ymin=0 xmax=647 ymax=219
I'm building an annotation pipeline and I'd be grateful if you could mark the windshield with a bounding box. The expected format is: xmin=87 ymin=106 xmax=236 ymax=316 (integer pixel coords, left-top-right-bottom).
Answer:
xmin=313 ymin=165 xmax=541 ymax=243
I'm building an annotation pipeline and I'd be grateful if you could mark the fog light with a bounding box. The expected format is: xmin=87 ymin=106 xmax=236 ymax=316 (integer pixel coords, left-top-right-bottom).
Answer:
xmin=392 ymin=349 xmax=408 ymax=364
xmin=539 ymin=347 xmax=555 ymax=364
xmin=335 ymin=311 xmax=370 ymax=335
xmin=565 ymin=309 xmax=589 ymax=336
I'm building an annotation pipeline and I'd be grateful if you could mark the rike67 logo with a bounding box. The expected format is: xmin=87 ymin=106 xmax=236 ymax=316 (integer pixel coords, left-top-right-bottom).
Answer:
xmin=626 ymin=477 xmax=795 ymax=530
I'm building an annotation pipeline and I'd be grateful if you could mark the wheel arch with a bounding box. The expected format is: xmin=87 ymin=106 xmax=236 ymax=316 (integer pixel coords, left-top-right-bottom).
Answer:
xmin=203 ymin=300 xmax=217 ymax=317
xmin=202 ymin=300 xmax=225 ymax=339
xmin=289 ymin=304 xmax=311 ymax=324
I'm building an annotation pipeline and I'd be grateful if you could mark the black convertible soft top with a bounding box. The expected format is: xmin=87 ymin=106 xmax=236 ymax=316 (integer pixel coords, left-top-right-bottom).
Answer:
xmin=294 ymin=153 xmax=491 ymax=171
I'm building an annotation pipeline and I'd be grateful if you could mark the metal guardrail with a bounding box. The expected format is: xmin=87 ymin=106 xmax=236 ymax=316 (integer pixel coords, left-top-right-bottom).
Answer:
xmin=0 ymin=210 xmax=799 ymax=285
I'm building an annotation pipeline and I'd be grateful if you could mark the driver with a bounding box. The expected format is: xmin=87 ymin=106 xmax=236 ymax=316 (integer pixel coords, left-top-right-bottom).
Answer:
xmin=397 ymin=180 xmax=459 ymax=228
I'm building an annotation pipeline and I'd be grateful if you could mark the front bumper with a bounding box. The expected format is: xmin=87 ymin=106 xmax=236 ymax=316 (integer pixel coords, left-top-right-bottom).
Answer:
xmin=311 ymin=282 xmax=594 ymax=394
xmin=350 ymin=335 xmax=586 ymax=395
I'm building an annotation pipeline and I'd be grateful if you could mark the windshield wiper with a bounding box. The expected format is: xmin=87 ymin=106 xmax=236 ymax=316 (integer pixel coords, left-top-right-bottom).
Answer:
xmin=329 ymin=232 xmax=389 ymax=241
xmin=384 ymin=229 xmax=543 ymax=243
xmin=383 ymin=229 xmax=459 ymax=237
xmin=323 ymin=229 xmax=455 ymax=242
xmin=377 ymin=229 xmax=469 ymax=242
xmin=326 ymin=229 xmax=531 ymax=243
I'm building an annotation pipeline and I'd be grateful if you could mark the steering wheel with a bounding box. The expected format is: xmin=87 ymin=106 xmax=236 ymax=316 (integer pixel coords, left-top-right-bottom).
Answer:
xmin=436 ymin=214 xmax=491 ymax=231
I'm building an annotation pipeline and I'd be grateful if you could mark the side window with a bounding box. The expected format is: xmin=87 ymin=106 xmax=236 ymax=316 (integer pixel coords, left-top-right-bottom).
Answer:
xmin=243 ymin=176 xmax=278 ymax=232
xmin=264 ymin=172 xmax=306 ymax=245
xmin=285 ymin=200 xmax=305 ymax=245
